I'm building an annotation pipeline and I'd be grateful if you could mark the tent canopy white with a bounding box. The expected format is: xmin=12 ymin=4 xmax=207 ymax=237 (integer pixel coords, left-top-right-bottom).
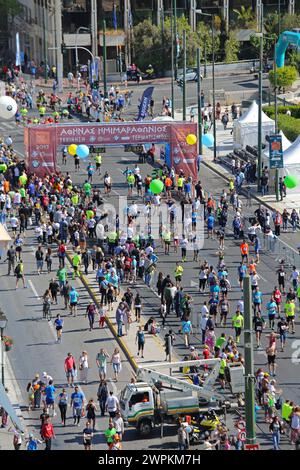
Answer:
xmin=233 ymin=100 xmax=275 ymax=149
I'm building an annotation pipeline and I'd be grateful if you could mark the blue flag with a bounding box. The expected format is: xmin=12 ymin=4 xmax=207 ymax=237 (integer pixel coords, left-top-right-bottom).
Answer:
xmin=176 ymin=33 xmax=180 ymax=58
xmin=113 ymin=3 xmax=117 ymax=30
xmin=136 ymin=86 xmax=154 ymax=121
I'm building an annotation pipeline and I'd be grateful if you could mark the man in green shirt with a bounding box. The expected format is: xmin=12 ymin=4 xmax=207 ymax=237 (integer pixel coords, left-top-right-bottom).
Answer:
xmin=57 ymin=266 xmax=67 ymax=290
xmin=297 ymin=284 xmax=300 ymax=307
xmin=104 ymin=420 xmax=117 ymax=448
xmin=127 ymin=173 xmax=135 ymax=196
xmin=95 ymin=154 xmax=102 ymax=175
xmin=162 ymin=229 xmax=171 ymax=254
xmin=284 ymin=299 xmax=295 ymax=334
xmin=72 ymin=253 xmax=81 ymax=279
xmin=83 ymin=180 xmax=92 ymax=197
xmin=215 ymin=333 xmax=226 ymax=353
xmin=232 ymin=311 xmax=244 ymax=343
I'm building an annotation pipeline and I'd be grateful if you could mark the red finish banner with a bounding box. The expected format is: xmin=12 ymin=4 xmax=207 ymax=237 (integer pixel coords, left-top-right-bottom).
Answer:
xmin=55 ymin=122 xmax=171 ymax=146
xmin=25 ymin=122 xmax=198 ymax=180
xmin=25 ymin=127 xmax=57 ymax=176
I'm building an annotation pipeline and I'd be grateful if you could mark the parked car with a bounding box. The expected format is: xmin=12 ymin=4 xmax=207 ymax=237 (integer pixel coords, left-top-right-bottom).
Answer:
xmin=176 ymin=67 xmax=203 ymax=83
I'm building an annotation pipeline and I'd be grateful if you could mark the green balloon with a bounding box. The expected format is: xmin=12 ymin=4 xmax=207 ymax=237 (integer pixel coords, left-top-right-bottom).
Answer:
xmin=284 ymin=175 xmax=298 ymax=189
xmin=0 ymin=163 xmax=7 ymax=172
xmin=150 ymin=179 xmax=164 ymax=194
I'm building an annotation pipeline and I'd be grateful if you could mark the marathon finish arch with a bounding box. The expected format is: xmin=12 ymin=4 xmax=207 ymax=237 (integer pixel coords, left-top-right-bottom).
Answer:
xmin=24 ymin=121 xmax=198 ymax=181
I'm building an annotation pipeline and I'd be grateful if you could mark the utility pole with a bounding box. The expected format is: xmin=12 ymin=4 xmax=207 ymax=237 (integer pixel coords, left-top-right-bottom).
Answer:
xmin=103 ymin=20 xmax=107 ymax=99
xmin=243 ymin=275 xmax=256 ymax=445
xmin=43 ymin=7 xmax=47 ymax=84
xmin=257 ymin=5 xmax=263 ymax=192
xmin=190 ymin=0 xmax=196 ymax=32
xmin=197 ymin=48 xmax=203 ymax=156
xmin=212 ymin=18 xmax=217 ymax=162
xmin=174 ymin=0 xmax=178 ymax=81
xmin=54 ymin=0 xmax=63 ymax=92
xmin=183 ymin=29 xmax=186 ymax=121
xmin=91 ymin=0 xmax=98 ymax=58
xmin=171 ymin=2 xmax=174 ymax=120
xmin=223 ymin=0 xmax=229 ymax=34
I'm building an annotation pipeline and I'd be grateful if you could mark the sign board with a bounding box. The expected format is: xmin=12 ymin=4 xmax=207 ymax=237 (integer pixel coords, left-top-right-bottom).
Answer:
xmin=269 ymin=134 xmax=283 ymax=169
xmin=124 ymin=145 xmax=145 ymax=153
xmin=90 ymin=146 xmax=106 ymax=153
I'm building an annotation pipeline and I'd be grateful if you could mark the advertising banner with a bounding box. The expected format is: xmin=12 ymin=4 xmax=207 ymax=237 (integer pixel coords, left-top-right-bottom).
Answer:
xmin=170 ymin=123 xmax=198 ymax=181
xmin=136 ymin=86 xmax=154 ymax=121
xmin=25 ymin=122 xmax=198 ymax=180
xmin=269 ymin=134 xmax=283 ymax=169
xmin=26 ymin=127 xmax=57 ymax=176
xmin=55 ymin=122 xmax=171 ymax=146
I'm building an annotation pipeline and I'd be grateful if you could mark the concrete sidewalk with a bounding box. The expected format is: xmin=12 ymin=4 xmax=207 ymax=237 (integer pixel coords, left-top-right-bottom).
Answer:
xmin=0 ymin=354 xmax=28 ymax=450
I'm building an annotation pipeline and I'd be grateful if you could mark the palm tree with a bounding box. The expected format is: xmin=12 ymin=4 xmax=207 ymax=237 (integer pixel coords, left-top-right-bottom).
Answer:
xmin=233 ymin=6 xmax=256 ymax=28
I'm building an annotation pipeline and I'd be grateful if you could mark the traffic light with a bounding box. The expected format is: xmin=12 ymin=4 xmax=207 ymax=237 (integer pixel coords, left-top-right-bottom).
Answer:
xmin=177 ymin=78 xmax=183 ymax=89
xmin=61 ymin=43 xmax=67 ymax=55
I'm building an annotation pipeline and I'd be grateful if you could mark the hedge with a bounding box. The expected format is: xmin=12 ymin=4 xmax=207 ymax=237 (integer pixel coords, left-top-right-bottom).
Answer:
xmin=263 ymin=104 xmax=300 ymax=141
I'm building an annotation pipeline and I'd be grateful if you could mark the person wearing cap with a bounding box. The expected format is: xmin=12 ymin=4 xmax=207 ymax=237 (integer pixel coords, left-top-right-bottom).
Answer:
xmin=32 ymin=373 xmax=43 ymax=409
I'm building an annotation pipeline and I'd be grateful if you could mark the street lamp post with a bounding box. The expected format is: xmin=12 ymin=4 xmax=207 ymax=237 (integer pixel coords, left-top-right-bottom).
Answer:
xmin=257 ymin=6 xmax=264 ymax=193
xmin=174 ymin=0 xmax=178 ymax=81
xmin=0 ymin=311 xmax=8 ymax=387
xmin=103 ymin=20 xmax=107 ymax=99
xmin=171 ymin=4 xmax=175 ymax=120
xmin=183 ymin=29 xmax=186 ymax=121
xmin=243 ymin=276 xmax=256 ymax=445
xmin=75 ymin=27 xmax=91 ymax=76
xmin=196 ymin=9 xmax=217 ymax=161
xmin=197 ymin=48 xmax=203 ymax=156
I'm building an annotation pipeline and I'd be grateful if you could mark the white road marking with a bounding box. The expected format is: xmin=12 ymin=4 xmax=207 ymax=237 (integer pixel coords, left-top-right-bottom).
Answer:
xmin=28 ymin=279 xmax=40 ymax=299
xmin=28 ymin=279 xmax=57 ymax=341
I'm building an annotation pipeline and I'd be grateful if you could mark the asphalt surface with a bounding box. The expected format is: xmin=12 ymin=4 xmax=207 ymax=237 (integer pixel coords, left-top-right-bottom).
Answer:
xmin=0 ymin=85 xmax=299 ymax=451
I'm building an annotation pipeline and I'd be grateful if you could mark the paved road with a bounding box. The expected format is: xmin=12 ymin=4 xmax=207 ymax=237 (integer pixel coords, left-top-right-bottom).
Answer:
xmin=1 ymin=107 xmax=299 ymax=450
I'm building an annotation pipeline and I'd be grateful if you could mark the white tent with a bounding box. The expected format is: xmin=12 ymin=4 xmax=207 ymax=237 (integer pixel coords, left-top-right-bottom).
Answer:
xmin=233 ymin=100 xmax=275 ymax=149
xmin=279 ymin=135 xmax=300 ymax=193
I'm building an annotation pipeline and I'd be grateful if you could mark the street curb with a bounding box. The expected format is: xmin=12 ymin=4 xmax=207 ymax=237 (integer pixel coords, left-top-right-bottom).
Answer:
xmin=202 ymin=159 xmax=285 ymax=215
xmin=65 ymin=251 xmax=138 ymax=373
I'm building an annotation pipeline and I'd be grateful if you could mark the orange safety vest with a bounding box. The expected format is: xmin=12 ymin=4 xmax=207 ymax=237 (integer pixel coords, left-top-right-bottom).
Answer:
xmin=165 ymin=177 xmax=172 ymax=188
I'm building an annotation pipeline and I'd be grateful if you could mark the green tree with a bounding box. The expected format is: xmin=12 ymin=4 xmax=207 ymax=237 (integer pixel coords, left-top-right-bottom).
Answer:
xmin=196 ymin=22 xmax=221 ymax=62
xmin=224 ymin=32 xmax=239 ymax=63
xmin=281 ymin=14 xmax=300 ymax=32
xmin=232 ymin=6 xmax=256 ymax=29
xmin=269 ymin=66 xmax=298 ymax=91
xmin=249 ymin=33 xmax=277 ymax=61
xmin=0 ymin=0 xmax=22 ymax=16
